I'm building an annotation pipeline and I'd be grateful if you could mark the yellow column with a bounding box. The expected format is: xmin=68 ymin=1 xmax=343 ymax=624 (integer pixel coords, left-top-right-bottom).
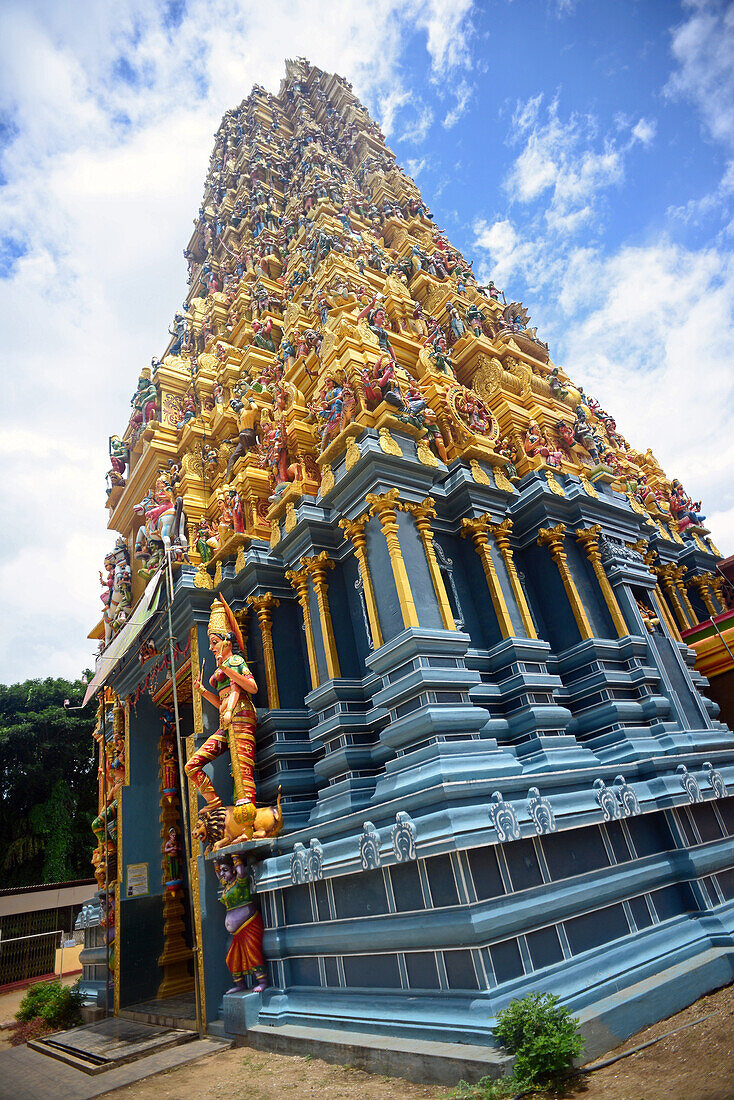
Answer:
xmin=285 ymin=566 xmax=320 ymax=689
xmin=366 ymin=489 xmax=420 ymax=629
xmin=657 ymin=565 xmax=693 ymax=630
xmin=689 ymin=575 xmax=718 ymax=618
xmin=652 ymin=585 xmax=683 ymax=641
xmin=460 ymin=515 xmax=514 ymax=638
xmin=575 ymin=525 xmax=629 ymax=638
xmin=403 ymin=497 xmax=457 ymax=631
xmin=488 ymin=518 xmax=538 ymax=639
xmin=710 ymin=576 xmax=726 ymax=611
xmin=247 ymin=593 xmax=281 ymax=709
xmin=639 ymin=547 xmax=683 ymax=641
xmin=673 ymin=565 xmax=698 ymax=624
xmin=339 ymin=514 xmax=384 ymax=648
xmin=302 ymin=552 xmax=341 ymax=680
xmin=538 ymin=523 xmax=593 ymax=639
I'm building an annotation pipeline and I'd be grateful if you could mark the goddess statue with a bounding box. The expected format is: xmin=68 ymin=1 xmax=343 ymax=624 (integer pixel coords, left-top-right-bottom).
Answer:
xmin=185 ymin=596 xmax=258 ymax=808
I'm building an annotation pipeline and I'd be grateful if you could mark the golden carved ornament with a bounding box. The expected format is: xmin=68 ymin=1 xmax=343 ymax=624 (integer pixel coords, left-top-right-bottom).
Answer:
xmin=235 ymin=546 xmax=246 ymax=573
xmin=345 ymin=436 xmax=361 ymax=470
xmin=416 ymin=437 xmax=438 ymax=467
xmin=472 ymin=356 xmax=503 ymax=402
xmin=214 ymin=562 xmax=223 ymax=587
xmin=270 ymin=521 xmax=281 ymax=549
xmin=320 ymin=463 xmax=335 ymax=496
xmin=379 ymin=428 xmax=402 ymax=456
xmin=194 ymin=564 xmax=213 ymax=590
xmin=285 ymin=501 xmax=298 ymax=533
xmin=545 ymin=470 xmax=565 ymax=496
xmin=579 ymin=475 xmax=598 ymax=498
xmin=494 ymin=467 xmax=515 ymax=493
xmin=470 ymin=460 xmax=492 ymax=486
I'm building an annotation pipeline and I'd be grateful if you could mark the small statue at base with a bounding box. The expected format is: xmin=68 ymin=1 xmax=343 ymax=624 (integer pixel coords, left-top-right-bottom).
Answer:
xmin=215 ymin=855 xmax=268 ymax=994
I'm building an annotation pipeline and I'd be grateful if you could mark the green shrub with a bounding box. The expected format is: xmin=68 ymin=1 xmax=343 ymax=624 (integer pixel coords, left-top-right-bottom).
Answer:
xmin=15 ymin=979 xmax=83 ymax=1030
xmin=494 ymin=992 xmax=584 ymax=1087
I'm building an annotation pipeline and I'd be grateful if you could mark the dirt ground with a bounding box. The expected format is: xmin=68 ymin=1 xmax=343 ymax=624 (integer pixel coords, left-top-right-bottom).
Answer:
xmin=76 ymin=979 xmax=734 ymax=1100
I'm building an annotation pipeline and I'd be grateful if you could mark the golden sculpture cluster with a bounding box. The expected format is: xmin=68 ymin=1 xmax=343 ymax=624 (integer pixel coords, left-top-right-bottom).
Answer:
xmin=101 ymin=58 xmax=718 ymax=627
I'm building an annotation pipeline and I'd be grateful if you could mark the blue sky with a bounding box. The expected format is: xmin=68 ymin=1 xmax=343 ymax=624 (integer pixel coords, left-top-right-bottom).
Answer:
xmin=0 ymin=0 xmax=732 ymax=683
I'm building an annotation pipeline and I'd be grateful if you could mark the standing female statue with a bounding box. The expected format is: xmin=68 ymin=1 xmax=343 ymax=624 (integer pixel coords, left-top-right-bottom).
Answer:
xmin=185 ymin=596 xmax=258 ymax=808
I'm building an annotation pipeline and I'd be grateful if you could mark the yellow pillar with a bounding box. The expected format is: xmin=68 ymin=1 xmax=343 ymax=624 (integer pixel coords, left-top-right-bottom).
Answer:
xmin=403 ymin=497 xmax=457 ymax=631
xmin=285 ymin=566 xmax=320 ymax=689
xmin=488 ymin=519 xmax=538 ymax=639
xmin=302 ymin=552 xmax=341 ymax=680
xmin=366 ymin=489 xmax=420 ymax=629
xmin=575 ymin=525 xmax=629 ymax=638
xmin=657 ymin=565 xmax=693 ymax=630
xmin=673 ymin=565 xmax=698 ymax=624
xmin=460 ymin=515 xmax=514 ymax=638
xmin=537 ymin=523 xmax=593 ymax=639
xmin=247 ymin=593 xmax=280 ymax=709
xmin=689 ymin=575 xmax=718 ymax=618
xmin=652 ymin=584 xmax=683 ymax=641
xmin=339 ymin=514 xmax=384 ymax=648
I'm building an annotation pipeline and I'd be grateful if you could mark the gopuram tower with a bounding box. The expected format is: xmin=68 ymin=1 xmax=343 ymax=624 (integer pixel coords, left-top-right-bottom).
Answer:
xmin=89 ymin=58 xmax=734 ymax=1066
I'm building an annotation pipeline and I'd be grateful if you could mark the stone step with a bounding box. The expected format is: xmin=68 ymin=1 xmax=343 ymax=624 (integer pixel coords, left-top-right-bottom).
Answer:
xmin=244 ymin=1021 xmax=513 ymax=1086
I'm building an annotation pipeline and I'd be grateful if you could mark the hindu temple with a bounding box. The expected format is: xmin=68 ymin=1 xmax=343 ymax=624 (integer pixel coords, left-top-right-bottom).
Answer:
xmin=83 ymin=58 xmax=734 ymax=1075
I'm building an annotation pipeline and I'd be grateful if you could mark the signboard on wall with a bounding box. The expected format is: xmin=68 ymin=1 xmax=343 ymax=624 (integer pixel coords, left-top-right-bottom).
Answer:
xmin=126 ymin=863 xmax=149 ymax=898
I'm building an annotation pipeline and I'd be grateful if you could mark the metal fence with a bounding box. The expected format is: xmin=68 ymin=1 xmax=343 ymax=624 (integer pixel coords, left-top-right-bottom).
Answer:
xmin=0 ymin=906 xmax=84 ymax=986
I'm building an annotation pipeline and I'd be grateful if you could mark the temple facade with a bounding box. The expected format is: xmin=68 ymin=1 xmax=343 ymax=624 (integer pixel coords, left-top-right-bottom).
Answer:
xmin=87 ymin=59 xmax=734 ymax=1062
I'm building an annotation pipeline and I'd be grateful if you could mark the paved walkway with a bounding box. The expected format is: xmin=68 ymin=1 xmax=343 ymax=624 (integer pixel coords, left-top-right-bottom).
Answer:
xmin=0 ymin=1037 xmax=227 ymax=1099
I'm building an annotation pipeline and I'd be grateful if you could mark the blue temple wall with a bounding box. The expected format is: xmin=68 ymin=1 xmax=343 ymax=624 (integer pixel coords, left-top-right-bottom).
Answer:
xmin=110 ymin=439 xmax=734 ymax=1049
xmin=118 ymin=694 xmax=166 ymax=1007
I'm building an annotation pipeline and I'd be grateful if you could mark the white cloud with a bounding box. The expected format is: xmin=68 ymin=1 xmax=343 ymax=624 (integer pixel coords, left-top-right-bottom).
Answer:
xmin=665 ymin=0 xmax=734 ymax=151
xmin=0 ymin=0 xmax=478 ymax=684
xmin=443 ymin=80 xmax=473 ymax=128
xmin=631 ymin=117 xmax=657 ymax=145
xmin=473 ymin=86 xmax=734 ymax=557
xmin=473 ymin=212 xmax=734 ymax=555
xmin=415 ymin=0 xmax=475 ymax=75
xmin=400 ymin=103 xmax=434 ymax=144
xmin=504 ymin=96 xmax=642 ymax=235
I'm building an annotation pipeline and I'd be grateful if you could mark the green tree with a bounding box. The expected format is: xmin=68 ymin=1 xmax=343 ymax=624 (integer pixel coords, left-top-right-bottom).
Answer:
xmin=0 ymin=676 xmax=97 ymax=887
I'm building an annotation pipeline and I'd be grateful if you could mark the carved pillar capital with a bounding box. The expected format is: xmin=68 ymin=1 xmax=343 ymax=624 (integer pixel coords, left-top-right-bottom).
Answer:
xmin=575 ymin=526 xmax=628 ymax=637
xmin=366 ymin=491 xmax=419 ymax=629
xmin=538 ymin=522 xmax=592 ymax=639
xmin=339 ymin=512 xmax=383 ymax=648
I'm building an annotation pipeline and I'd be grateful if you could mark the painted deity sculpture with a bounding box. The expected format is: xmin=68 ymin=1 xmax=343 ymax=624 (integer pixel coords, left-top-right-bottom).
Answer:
xmin=226 ymin=396 xmax=261 ymax=480
xmin=214 ymin=855 xmax=267 ymax=993
xmin=185 ymin=596 xmax=258 ymax=808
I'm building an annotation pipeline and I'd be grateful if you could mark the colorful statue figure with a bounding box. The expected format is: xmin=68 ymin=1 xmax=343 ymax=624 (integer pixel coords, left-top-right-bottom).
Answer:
xmin=669 ymin=480 xmax=706 ymax=530
xmin=524 ymin=420 xmax=562 ymax=467
xmin=226 ymin=397 xmax=261 ymax=480
xmin=549 ymin=367 xmax=568 ymax=400
xmin=164 ymin=827 xmax=182 ymax=885
xmin=573 ymin=406 xmax=600 ymax=464
xmin=312 ymin=375 xmax=344 ymax=451
xmin=197 ymin=519 xmax=218 ymax=561
xmin=185 ymin=596 xmax=258 ymax=808
xmin=214 ymin=855 xmax=267 ymax=993
xmin=102 ymin=537 xmax=132 ymax=646
xmin=106 ymin=435 xmax=129 ymax=496
xmin=446 ymin=302 xmax=465 ymax=342
xmin=465 ymin=302 xmax=486 ymax=337
xmin=428 ymin=336 xmax=455 ymax=376
xmin=357 ymin=297 xmax=397 ymax=359
xmin=498 ymin=436 xmax=519 ymax=479
xmin=129 ymin=371 xmax=158 ymax=444
xmin=456 ymin=390 xmax=492 ymax=436
xmin=361 ymin=355 xmax=404 ymax=410
xmin=252 ymin=318 xmax=276 ymax=352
